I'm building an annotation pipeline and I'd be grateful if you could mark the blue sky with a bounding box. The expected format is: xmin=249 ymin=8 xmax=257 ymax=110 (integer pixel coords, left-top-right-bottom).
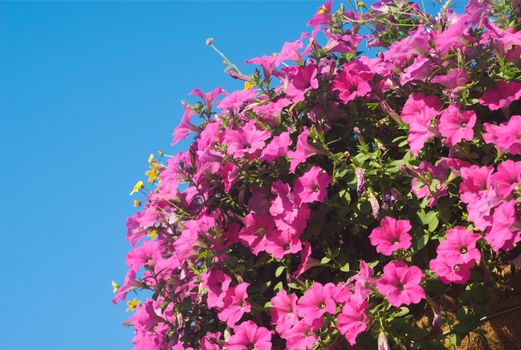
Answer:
xmin=0 ymin=1 xmax=318 ymax=349
xmin=0 ymin=1 xmax=465 ymax=349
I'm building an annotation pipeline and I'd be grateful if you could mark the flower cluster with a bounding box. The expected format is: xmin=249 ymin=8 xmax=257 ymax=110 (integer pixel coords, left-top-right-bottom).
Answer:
xmin=115 ymin=1 xmax=521 ymax=349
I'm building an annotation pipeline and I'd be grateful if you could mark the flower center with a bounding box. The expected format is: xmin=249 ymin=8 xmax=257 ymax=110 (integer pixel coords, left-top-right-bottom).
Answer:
xmin=453 ymin=264 xmax=461 ymax=271
xmin=459 ymin=247 xmax=468 ymax=254
xmin=257 ymin=227 xmax=266 ymax=236
xmin=247 ymin=343 xmax=255 ymax=350
xmin=319 ymin=302 xmax=326 ymax=309
xmin=311 ymin=185 xmax=320 ymax=193
xmin=396 ymin=283 xmax=404 ymax=292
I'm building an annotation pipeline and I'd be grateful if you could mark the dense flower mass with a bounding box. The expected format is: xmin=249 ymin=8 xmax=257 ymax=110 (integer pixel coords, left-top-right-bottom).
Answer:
xmin=115 ymin=1 xmax=521 ymax=349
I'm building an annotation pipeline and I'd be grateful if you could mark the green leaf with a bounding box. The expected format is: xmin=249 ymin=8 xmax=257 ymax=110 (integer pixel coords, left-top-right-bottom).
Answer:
xmin=416 ymin=233 xmax=430 ymax=250
xmin=418 ymin=210 xmax=439 ymax=232
xmin=321 ymin=257 xmax=331 ymax=264
xmin=340 ymin=262 xmax=350 ymax=272
xmin=394 ymin=306 xmax=409 ymax=317
xmin=275 ymin=265 xmax=285 ymax=277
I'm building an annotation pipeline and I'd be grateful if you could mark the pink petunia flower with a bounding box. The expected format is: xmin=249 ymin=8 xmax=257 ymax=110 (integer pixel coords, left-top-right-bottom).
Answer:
xmin=201 ymin=268 xmax=232 ymax=308
xmin=218 ymin=283 xmax=251 ymax=327
xmin=485 ymin=200 xmax=521 ymax=252
xmin=260 ymin=132 xmax=292 ymax=162
xmin=483 ymin=115 xmax=521 ymax=155
xmin=436 ymin=227 xmax=481 ymax=265
xmin=283 ymin=319 xmax=320 ymax=350
xmin=238 ymin=213 xmax=275 ymax=255
xmin=438 ymin=104 xmax=476 ymax=146
xmin=297 ymin=282 xmax=337 ymax=324
xmin=285 ymin=64 xmax=319 ymax=103
xmin=295 ymin=241 xmax=321 ymax=278
xmin=190 ymin=87 xmax=224 ymax=113
xmin=337 ymin=300 xmax=369 ymax=346
xmin=376 ymin=261 xmax=426 ymax=307
xmin=294 ymin=166 xmax=332 ymax=204
xmin=287 ymin=127 xmax=323 ymax=173
xmin=492 ymin=160 xmax=521 ymax=197
xmin=226 ymin=320 xmax=272 ymax=350
xmin=200 ymin=332 xmax=222 ymax=350
xmin=479 ymin=81 xmax=521 ymax=110
xmin=332 ymin=68 xmax=372 ymax=104
xmin=126 ymin=240 xmax=163 ymax=273
xmin=429 ymin=257 xmax=473 ymax=285
xmin=217 ymin=89 xmax=257 ymax=114
xmin=400 ymin=93 xmax=442 ymax=155
xmin=223 ymin=120 xmax=271 ymax=158
xmin=270 ymin=290 xmax=299 ymax=336
xmin=431 ymin=69 xmax=470 ymax=91
xmin=172 ymin=105 xmax=199 ymax=145
xmin=264 ymin=229 xmax=302 ymax=259
xmin=369 ymin=216 xmax=412 ymax=256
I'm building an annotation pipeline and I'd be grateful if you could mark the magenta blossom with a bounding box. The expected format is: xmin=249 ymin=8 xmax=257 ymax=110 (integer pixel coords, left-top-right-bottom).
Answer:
xmin=431 ymin=69 xmax=470 ymax=91
xmin=297 ymin=282 xmax=337 ymax=324
xmin=223 ymin=120 xmax=271 ymax=158
xmin=260 ymin=132 xmax=291 ymax=162
xmin=217 ymin=89 xmax=256 ymax=114
xmin=285 ymin=64 xmax=319 ymax=102
xmin=283 ymin=319 xmax=320 ymax=350
xmin=479 ymin=81 xmax=521 ymax=110
xmin=172 ymin=105 xmax=199 ymax=145
xmin=332 ymin=68 xmax=372 ymax=104
xmin=226 ymin=320 xmax=272 ymax=350
xmin=202 ymin=268 xmax=232 ymax=308
xmin=294 ymin=166 xmax=332 ymax=204
xmin=287 ymin=127 xmax=322 ymax=173
xmin=400 ymin=93 xmax=442 ymax=155
xmin=337 ymin=300 xmax=369 ymax=346
xmin=438 ymin=105 xmax=476 ymax=146
xmin=270 ymin=290 xmax=299 ymax=336
xmin=485 ymin=200 xmax=521 ymax=252
xmin=436 ymin=227 xmax=481 ymax=265
xmin=429 ymin=258 xmax=473 ymax=285
xmin=483 ymin=115 xmax=521 ymax=155
xmin=369 ymin=216 xmax=412 ymax=256
xmin=376 ymin=261 xmax=426 ymax=307
xmin=218 ymin=283 xmax=251 ymax=327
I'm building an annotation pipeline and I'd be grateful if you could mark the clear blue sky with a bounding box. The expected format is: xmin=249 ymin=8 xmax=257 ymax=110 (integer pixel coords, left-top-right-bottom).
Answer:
xmin=0 ymin=1 xmax=318 ymax=349
xmin=0 ymin=1 xmax=462 ymax=349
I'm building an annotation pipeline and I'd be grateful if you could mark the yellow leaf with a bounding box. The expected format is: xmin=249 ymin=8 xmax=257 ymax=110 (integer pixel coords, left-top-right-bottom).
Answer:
xmin=111 ymin=280 xmax=119 ymax=293
xmin=130 ymin=180 xmax=144 ymax=196
xmin=244 ymin=81 xmax=254 ymax=90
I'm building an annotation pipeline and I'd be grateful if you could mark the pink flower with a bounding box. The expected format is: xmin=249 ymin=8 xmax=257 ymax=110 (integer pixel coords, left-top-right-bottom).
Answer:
xmin=485 ymin=200 xmax=521 ymax=252
xmin=190 ymin=87 xmax=224 ymax=113
xmin=294 ymin=166 xmax=332 ymax=204
xmin=436 ymin=227 xmax=481 ymax=265
xmin=431 ymin=69 xmax=469 ymax=91
xmin=283 ymin=319 xmax=319 ymax=350
xmin=202 ymin=268 xmax=232 ymax=308
xmin=287 ymin=127 xmax=322 ymax=173
xmin=295 ymin=241 xmax=321 ymax=278
xmin=201 ymin=332 xmax=222 ymax=350
xmin=226 ymin=320 xmax=272 ymax=350
xmin=264 ymin=229 xmax=302 ymax=259
xmin=297 ymin=282 xmax=337 ymax=324
xmin=337 ymin=300 xmax=369 ymax=346
xmin=483 ymin=115 xmax=521 ymax=155
xmin=172 ymin=105 xmax=199 ymax=145
xmin=400 ymin=93 xmax=442 ymax=155
xmin=285 ymin=64 xmax=319 ymax=102
xmin=438 ymin=105 xmax=476 ymax=146
xmin=218 ymin=283 xmax=251 ymax=327
xmin=492 ymin=160 xmax=521 ymax=197
xmin=479 ymin=81 xmax=521 ymax=110
xmin=126 ymin=240 xmax=163 ymax=273
xmin=252 ymin=98 xmax=292 ymax=126
xmin=217 ymin=89 xmax=257 ymax=114
xmin=223 ymin=120 xmax=271 ymax=158
xmin=376 ymin=261 xmax=425 ymax=307
xmin=332 ymin=68 xmax=372 ymax=104
xmin=369 ymin=217 xmax=412 ymax=256
xmin=400 ymin=56 xmax=434 ymax=85
xmin=260 ymin=132 xmax=292 ymax=162
xmin=429 ymin=258 xmax=473 ymax=285
xmin=270 ymin=290 xmax=299 ymax=335
xmin=239 ymin=213 xmax=274 ymax=255
xmin=410 ymin=161 xmax=449 ymax=207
